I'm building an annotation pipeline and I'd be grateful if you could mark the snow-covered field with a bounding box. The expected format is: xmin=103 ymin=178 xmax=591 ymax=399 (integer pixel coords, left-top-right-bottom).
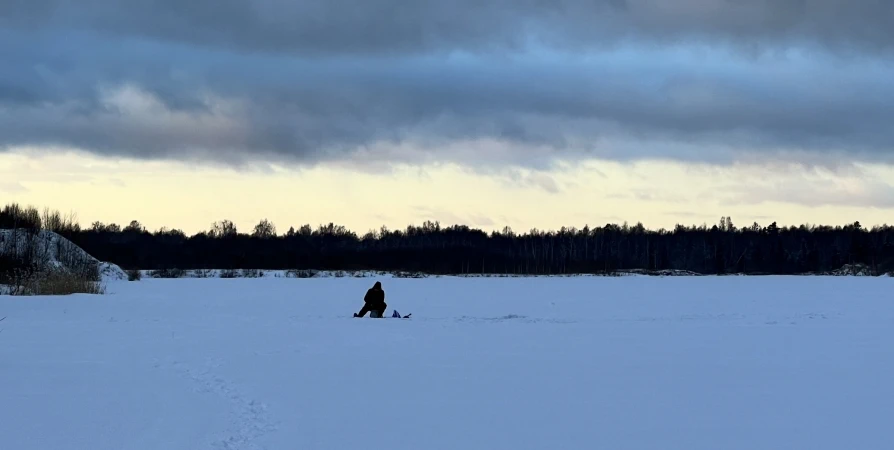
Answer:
xmin=1 ymin=276 xmax=892 ymax=450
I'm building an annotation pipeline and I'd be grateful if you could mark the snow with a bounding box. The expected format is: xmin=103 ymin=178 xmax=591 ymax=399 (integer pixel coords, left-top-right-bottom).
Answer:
xmin=141 ymin=268 xmax=705 ymax=279
xmin=142 ymin=268 xmax=390 ymax=279
xmin=0 ymin=229 xmax=126 ymax=282
xmin=1 ymin=276 xmax=892 ymax=450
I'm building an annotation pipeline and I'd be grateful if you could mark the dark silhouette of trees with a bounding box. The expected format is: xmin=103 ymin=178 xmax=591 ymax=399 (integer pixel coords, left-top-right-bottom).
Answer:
xmin=3 ymin=203 xmax=893 ymax=275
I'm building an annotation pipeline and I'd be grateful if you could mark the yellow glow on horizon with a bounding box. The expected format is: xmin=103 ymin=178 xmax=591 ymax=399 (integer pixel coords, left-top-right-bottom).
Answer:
xmin=1 ymin=149 xmax=892 ymax=235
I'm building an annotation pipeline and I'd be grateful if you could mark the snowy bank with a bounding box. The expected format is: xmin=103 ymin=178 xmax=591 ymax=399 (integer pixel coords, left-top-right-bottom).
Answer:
xmin=137 ymin=268 xmax=710 ymax=279
xmin=135 ymin=266 xmax=884 ymax=279
xmin=0 ymin=229 xmax=126 ymax=291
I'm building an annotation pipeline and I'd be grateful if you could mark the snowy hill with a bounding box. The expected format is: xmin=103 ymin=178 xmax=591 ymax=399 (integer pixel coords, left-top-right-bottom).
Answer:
xmin=0 ymin=229 xmax=126 ymax=281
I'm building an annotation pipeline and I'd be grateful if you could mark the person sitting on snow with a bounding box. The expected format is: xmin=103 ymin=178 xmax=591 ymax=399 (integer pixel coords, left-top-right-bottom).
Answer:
xmin=354 ymin=281 xmax=387 ymax=318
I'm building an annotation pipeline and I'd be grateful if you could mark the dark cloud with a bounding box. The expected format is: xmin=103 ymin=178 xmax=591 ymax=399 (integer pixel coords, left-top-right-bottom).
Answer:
xmin=5 ymin=0 xmax=894 ymax=55
xmin=1 ymin=1 xmax=893 ymax=167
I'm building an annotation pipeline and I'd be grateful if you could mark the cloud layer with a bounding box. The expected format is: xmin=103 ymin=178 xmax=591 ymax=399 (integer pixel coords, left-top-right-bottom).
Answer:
xmin=7 ymin=0 xmax=894 ymax=55
xmin=2 ymin=0 xmax=893 ymax=167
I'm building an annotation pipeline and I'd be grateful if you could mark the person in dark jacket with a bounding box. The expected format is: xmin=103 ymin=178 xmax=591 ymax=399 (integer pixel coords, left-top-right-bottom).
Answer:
xmin=354 ymin=281 xmax=387 ymax=318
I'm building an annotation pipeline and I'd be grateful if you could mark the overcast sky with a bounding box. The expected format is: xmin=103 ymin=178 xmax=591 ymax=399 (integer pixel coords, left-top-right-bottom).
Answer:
xmin=2 ymin=0 xmax=892 ymax=232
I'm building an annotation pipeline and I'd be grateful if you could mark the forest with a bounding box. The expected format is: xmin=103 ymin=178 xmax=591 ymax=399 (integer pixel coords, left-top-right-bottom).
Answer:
xmin=2 ymin=203 xmax=893 ymax=276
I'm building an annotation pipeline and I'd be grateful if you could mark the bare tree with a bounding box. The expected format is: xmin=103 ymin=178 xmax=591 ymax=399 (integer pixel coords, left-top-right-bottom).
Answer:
xmin=209 ymin=220 xmax=238 ymax=238
xmin=252 ymin=219 xmax=276 ymax=238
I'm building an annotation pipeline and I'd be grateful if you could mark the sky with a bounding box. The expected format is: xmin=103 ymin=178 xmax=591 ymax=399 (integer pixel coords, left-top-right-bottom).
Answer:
xmin=1 ymin=0 xmax=893 ymax=235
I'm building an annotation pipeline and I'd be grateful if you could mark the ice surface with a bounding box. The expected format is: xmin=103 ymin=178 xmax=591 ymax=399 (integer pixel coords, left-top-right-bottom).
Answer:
xmin=1 ymin=276 xmax=892 ymax=449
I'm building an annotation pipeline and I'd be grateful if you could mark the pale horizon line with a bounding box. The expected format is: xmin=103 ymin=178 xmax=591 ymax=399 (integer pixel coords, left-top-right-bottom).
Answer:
xmin=2 ymin=201 xmax=884 ymax=237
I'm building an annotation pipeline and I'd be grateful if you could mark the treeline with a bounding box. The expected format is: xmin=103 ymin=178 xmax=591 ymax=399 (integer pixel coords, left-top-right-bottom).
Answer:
xmin=2 ymin=203 xmax=894 ymax=275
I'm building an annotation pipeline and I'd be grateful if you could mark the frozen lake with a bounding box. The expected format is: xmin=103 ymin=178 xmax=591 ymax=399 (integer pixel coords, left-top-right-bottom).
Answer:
xmin=1 ymin=275 xmax=892 ymax=449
